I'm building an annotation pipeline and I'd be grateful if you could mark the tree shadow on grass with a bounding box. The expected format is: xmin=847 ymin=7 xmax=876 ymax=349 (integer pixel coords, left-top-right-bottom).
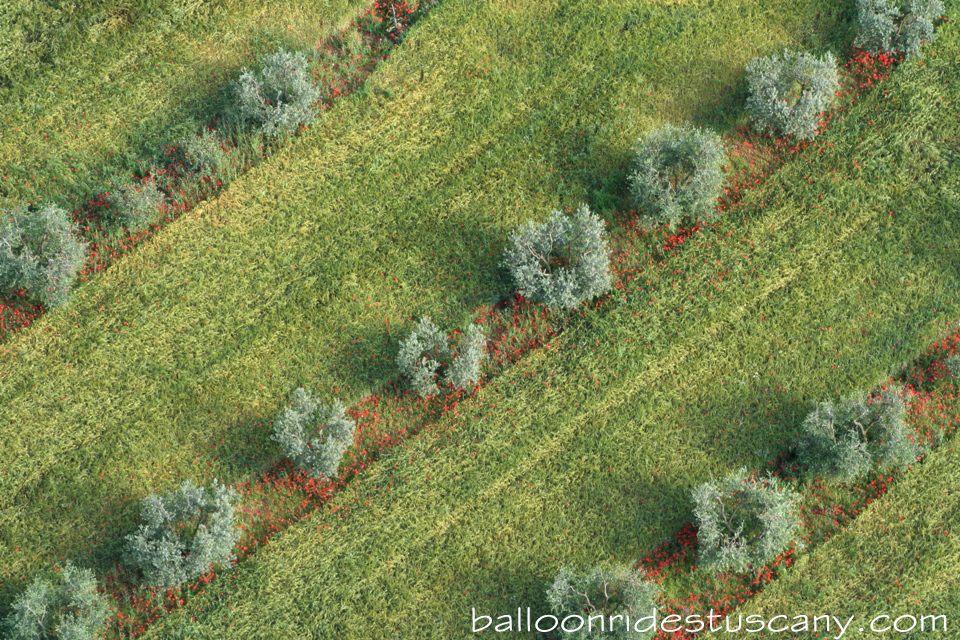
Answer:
xmin=688 ymin=72 xmax=752 ymax=137
xmin=325 ymin=217 xmax=512 ymax=397
xmin=326 ymin=321 xmax=405 ymax=399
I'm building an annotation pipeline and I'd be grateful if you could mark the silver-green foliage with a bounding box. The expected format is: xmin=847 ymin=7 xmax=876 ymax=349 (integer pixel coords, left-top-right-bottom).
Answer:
xmin=271 ymin=387 xmax=356 ymax=480
xmin=108 ymin=177 xmax=167 ymax=232
xmin=4 ymin=561 xmax=111 ymax=640
xmin=545 ymin=564 xmax=661 ymax=639
xmin=123 ymin=479 xmax=240 ymax=589
xmin=855 ymin=0 xmax=944 ymax=58
xmin=501 ymin=203 xmax=611 ymax=311
xmin=855 ymin=0 xmax=903 ymax=53
xmin=397 ymin=316 xmax=452 ymax=397
xmin=692 ymin=469 xmax=804 ymax=573
xmin=180 ymin=128 xmax=229 ymax=177
xmin=396 ymin=316 xmax=487 ymax=397
xmin=235 ymin=49 xmax=320 ymax=137
xmin=628 ymin=123 xmax=727 ymax=230
xmin=0 ymin=202 xmax=87 ymax=308
xmin=745 ymin=49 xmax=840 ymax=140
xmin=445 ymin=323 xmax=488 ymax=390
xmin=945 ymin=355 xmax=960 ymax=379
xmin=795 ymin=383 xmax=920 ymax=481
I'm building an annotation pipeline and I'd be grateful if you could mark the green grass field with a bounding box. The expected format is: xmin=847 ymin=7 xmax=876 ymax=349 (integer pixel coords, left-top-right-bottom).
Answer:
xmin=126 ymin=1 xmax=957 ymax=637
xmin=2 ymin=0 xmax=958 ymax=636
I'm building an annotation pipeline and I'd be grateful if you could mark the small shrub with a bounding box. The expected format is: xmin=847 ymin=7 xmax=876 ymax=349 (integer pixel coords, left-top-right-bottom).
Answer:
xmin=945 ymin=355 xmax=960 ymax=379
xmin=855 ymin=0 xmax=945 ymax=58
xmin=795 ymin=383 xmax=920 ymax=481
xmin=692 ymin=469 xmax=804 ymax=573
xmin=444 ymin=323 xmax=487 ymax=390
xmin=271 ymin=387 xmax=356 ymax=480
xmin=0 ymin=202 xmax=87 ymax=308
xmin=123 ymin=479 xmax=240 ymax=589
xmin=745 ymin=49 xmax=839 ymax=140
xmin=397 ymin=315 xmax=453 ymax=397
xmin=396 ymin=318 xmax=488 ymax=397
xmin=235 ymin=49 xmax=320 ymax=137
xmin=628 ymin=123 xmax=726 ymax=230
xmin=501 ymin=203 xmax=611 ymax=311
xmin=180 ymin=128 xmax=229 ymax=177
xmin=107 ymin=176 xmax=167 ymax=232
xmin=4 ymin=561 xmax=111 ymax=640
xmin=545 ymin=564 xmax=661 ymax=639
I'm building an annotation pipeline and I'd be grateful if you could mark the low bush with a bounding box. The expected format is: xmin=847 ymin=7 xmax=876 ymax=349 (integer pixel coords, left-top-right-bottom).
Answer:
xmin=627 ymin=123 xmax=726 ymax=230
xmin=445 ymin=323 xmax=487 ymax=391
xmin=945 ymin=354 xmax=960 ymax=379
xmin=0 ymin=202 xmax=87 ymax=308
xmin=107 ymin=176 xmax=167 ymax=232
xmin=745 ymin=49 xmax=840 ymax=140
xmin=396 ymin=317 xmax=488 ymax=397
xmin=692 ymin=469 xmax=804 ymax=573
xmin=271 ymin=387 xmax=356 ymax=481
xmin=123 ymin=479 xmax=240 ymax=589
xmin=180 ymin=128 xmax=230 ymax=178
xmin=397 ymin=316 xmax=452 ymax=397
xmin=855 ymin=0 xmax=945 ymax=58
xmin=234 ymin=49 xmax=320 ymax=138
xmin=3 ymin=561 xmax=111 ymax=640
xmin=545 ymin=564 xmax=661 ymax=639
xmin=795 ymin=383 xmax=920 ymax=481
xmin=501 ymin=203 xmax=611 ymax=312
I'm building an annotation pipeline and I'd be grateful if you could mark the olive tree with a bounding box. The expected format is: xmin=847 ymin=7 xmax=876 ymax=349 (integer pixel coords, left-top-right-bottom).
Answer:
xmin=745 ymin=49 xmax=839 ymax=140
xmin=123 ymin=479 xmax=240 ymax=589
xmin=501 ymin=203 xmax=611 ymax=311
xmin=546 ymin=564 xmax=661 ymax=639
xmin=693 ymin=469 xmax=804 ymax=573
xmin=628 ymin=123 xmax=726 ymax=230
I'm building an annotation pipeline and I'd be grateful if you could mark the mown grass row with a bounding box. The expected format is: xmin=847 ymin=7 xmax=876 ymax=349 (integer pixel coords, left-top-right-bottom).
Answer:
xmin=129 ymin=8 xmax=960 ymax=639
xmin=0 ymin=0 xmax=858 ymax=614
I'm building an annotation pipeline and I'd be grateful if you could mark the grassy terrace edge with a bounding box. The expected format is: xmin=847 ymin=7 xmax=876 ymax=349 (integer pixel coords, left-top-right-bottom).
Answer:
xmin=138 ymin=9 xmax=960 ymax=640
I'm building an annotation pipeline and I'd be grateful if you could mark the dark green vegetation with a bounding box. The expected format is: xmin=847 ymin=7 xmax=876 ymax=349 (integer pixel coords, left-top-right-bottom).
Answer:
xmin=0 ymin=0 xmax=957 ymax=637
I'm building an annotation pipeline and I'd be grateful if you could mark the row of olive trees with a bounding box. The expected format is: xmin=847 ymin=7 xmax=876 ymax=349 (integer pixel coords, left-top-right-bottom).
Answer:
xmin=541 ymin=380 xmax=926 ymax=639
